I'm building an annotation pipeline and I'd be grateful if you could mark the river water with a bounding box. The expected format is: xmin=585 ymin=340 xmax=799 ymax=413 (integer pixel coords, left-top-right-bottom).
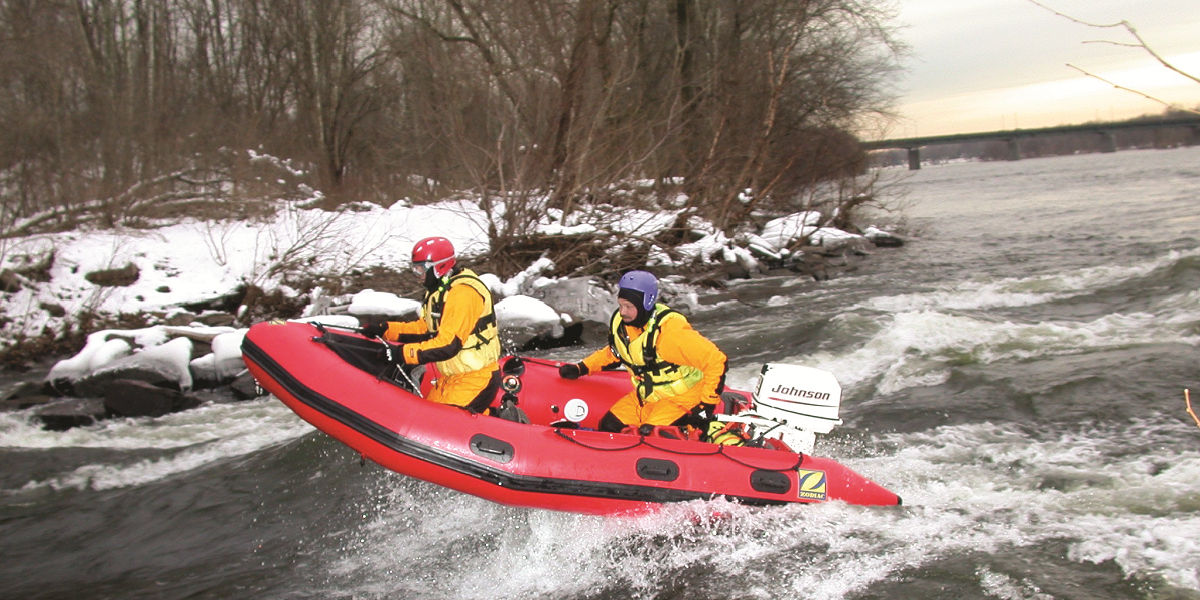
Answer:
xmin=2 ymin=147 xmax=1199 ymax=599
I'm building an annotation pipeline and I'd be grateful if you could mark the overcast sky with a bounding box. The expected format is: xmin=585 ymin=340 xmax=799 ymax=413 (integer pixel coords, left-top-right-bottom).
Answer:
xmin=888 ymin=0 xmax=1200 ymax=138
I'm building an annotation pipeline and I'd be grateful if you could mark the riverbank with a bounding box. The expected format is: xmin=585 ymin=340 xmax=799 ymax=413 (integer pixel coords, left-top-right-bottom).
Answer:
xmin=0 ymin=189 xmax=903 ymax=428
xmin=0 ymin=189 xmax=902 ymax=372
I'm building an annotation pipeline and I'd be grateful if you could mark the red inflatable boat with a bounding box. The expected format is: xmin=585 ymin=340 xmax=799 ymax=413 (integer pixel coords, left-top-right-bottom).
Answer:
xmin=242 ymin=320 xmax=900 ymax=515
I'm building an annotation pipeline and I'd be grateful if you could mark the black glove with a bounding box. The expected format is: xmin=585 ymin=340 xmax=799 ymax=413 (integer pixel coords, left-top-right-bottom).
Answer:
xmin=375 ymin=343 xmax=406 ymax=363
xmin=558 ymin=362 xmax=587 ymax=380
xmin=360 ymin=321 xmax=388 ymax=338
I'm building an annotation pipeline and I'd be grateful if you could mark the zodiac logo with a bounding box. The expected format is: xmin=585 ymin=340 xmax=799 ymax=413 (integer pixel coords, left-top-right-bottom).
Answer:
xmin=796 ymin=469 xmax=828 ymax=500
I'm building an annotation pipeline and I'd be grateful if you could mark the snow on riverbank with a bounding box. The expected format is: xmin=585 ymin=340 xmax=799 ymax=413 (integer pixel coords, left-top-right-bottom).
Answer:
xmin=1 ymin=191 xmax=885 ymax=363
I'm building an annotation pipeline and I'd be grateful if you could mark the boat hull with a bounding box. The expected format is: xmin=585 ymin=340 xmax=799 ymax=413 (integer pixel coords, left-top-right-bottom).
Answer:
xmin=242 ymin=320 xmax=901 ymax=515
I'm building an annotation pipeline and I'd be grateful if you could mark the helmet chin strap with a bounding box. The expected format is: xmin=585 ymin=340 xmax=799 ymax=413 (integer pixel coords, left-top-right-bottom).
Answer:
xmin=423 ymin=267 xmax=445 ymax=291
xmin=424 ymin=266 xmax=456 ymax=291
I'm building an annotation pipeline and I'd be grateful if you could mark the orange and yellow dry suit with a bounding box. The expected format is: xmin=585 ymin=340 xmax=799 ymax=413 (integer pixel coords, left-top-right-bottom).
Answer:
xmin=380 ymin=269 xmax=501 ymax=411
xmin=580 ymin=303 xmax=727 ymax=428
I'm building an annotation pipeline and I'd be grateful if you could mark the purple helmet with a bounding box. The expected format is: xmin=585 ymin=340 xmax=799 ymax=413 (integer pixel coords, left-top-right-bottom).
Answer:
xmin=618 ymin=270 xmax=659 ymax=312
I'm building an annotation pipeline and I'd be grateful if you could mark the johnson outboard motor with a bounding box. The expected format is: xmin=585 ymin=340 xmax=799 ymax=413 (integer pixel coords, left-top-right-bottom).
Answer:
xmin=713 ymin=363 xmax=843 ymax=454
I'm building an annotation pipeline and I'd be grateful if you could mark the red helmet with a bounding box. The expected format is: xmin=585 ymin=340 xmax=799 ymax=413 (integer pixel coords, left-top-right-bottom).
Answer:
xmin=411 ymin=236 xmax=456 ymax=277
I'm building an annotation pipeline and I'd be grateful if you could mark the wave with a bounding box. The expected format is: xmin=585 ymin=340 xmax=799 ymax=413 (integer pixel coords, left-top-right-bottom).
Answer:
xmin=771 ymin=249 xmax=1200 ymax=396
xmin=860 ymin=247 xmax=1200 ymax=314
xmin=782 ymin=308 xmax=1197 ymax=397
xmin=316 ymin=477 xmax=904 ymax=600
xmin=862 ymin=421 xmax=1200 ymax=591
xmin=1 ymin=398 xmax=311 ymax=493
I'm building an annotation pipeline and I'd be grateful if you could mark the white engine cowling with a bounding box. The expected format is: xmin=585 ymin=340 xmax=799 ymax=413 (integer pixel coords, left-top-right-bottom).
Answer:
xmin=716 ymin=363 xmax=843 ymax=454
xmin=751 ymin=363 xmax=842 ymax=433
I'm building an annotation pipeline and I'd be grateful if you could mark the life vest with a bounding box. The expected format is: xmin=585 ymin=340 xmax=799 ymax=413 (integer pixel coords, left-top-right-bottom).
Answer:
xmin=422 ymin=269 xmax=501 ymax=376
xmin=608 ymin=303 xmax=704 ymax=402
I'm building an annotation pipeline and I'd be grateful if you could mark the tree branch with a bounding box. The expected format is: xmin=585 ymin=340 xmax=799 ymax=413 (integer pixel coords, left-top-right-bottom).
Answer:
xmin=1029 ymin=0 xmax=1200 ymax=91
xmin=1067 ymin=64 xmax=1200 ymax=116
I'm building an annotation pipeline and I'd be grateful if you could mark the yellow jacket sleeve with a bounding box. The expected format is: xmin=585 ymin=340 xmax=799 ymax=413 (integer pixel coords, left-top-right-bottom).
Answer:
xmin=654 ymin=317 xmax=727 ymax=403
xmin=384 ymin=285 xmax=486 ymax=365
xmin=580 ymin=344 xmax=621 ymax=375
xmin=383 ymin=317 xmax=428 ymax=339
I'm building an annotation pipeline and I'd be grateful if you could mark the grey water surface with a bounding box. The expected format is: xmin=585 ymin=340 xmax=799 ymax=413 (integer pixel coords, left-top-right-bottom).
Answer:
xmin=2 ymin=146 xmax=1199 ymax=599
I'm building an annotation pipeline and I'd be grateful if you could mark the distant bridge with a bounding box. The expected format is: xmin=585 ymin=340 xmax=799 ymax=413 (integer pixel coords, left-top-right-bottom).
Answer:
xmin=862 ymin=115 xmax=1200 ymax=169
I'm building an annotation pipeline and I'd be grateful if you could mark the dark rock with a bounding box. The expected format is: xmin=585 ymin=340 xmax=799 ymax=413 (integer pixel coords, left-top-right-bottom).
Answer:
xmin=0 ymin=269 xmax=22 ymax=292
xmin=2 ymin=381 xmax=57 ymax=411
xmin=165 ymin=311 xmax=199 ymax=326
xmin=75 ymin=367 xmax=175 ymax=398
xmin=35 ymin=397 xmax=107 ymax=431
xmin=2 ymin=393 xmax=54 ymax=411
xmin=192 ymin=388 xmax=241 ymax=405
xmin=229 ymin=371 xmax=262 ymax=400
xmin=195 ymin=312 xmax=236 ymax=327
xmin=103 ymin=379 xmax=199 ymax=417
xmin=815 ymin=236 xmax=873 ymax=256
xmin=39 ymin=301 xmax=66 ymax=317
xmin=4 ymin=380 xmax=51 ymax=400
xmin=865 ymin=230 xmax=905 ymax=248
xmin=788 ymin=252 xmax=829 ymax=281
xmin=718 ymin=261 xmax=752 ymax=281
xmin=85 ymin=263 xmax=140 ymax=287
xmin=181 ymin=285 xmax=246 ymax=314
xmin=575 ymin=320 xmax=612 ymax=348
xmin=513 ymin=321 xmax=585 ymax=352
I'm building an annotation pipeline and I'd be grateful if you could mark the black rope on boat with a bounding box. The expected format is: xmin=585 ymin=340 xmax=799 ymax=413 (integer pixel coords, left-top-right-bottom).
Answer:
xmin=638 ymin=437 xmax=723 ymax=457
xmin=552 ymin=428 xmax=645 ymax=451
xmin=710 ymin=447 xmax=803 ymax=472
xmin=552 ymin=428 xmax=803 ymax=472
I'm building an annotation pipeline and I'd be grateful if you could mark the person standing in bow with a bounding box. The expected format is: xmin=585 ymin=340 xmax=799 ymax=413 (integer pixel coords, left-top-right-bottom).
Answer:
xmin=361 ymin=237 xmax=500 ymax=413
xmin=558 ymin=270 xmax=727 ymax=433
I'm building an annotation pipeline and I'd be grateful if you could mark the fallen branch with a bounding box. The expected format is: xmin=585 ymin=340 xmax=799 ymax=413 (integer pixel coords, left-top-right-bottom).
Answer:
xmin=1187 ymin=389 xmax=1200 ymax=429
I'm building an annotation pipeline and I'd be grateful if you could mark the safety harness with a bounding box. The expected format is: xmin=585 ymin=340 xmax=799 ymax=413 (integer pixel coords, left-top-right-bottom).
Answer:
xmin=423 ymin=269 xmax=501 ymax=375
xmin=608 ymin=304 xmax=703 ymax=402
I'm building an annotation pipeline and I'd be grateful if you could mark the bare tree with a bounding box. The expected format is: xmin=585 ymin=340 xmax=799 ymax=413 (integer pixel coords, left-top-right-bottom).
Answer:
xmin=2 ymin=0 xmax=903 ymax=276
xmin=272 ymin=1 xmax=390 ymax=195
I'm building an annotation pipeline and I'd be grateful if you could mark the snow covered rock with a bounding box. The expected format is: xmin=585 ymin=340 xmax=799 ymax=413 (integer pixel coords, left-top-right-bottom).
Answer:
xmin=190 ymin=330 xmax=248 ymax=388
xmin=864 ymin=226 xmax=904 ymax=247
xmin=495 ymin=294 xmax=575 ymax=351
xmin=526 ymin=277 xmax=614 ymax=326
xmin=759 ymin=211 xmax=822 ymax=250
xmin=347 ymin=289 xmax=421 ymax=319
xmin=524 ymin=277 xmax=616 ymax=347
xmin=69 ymin=337 xmax=195 ymax=397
